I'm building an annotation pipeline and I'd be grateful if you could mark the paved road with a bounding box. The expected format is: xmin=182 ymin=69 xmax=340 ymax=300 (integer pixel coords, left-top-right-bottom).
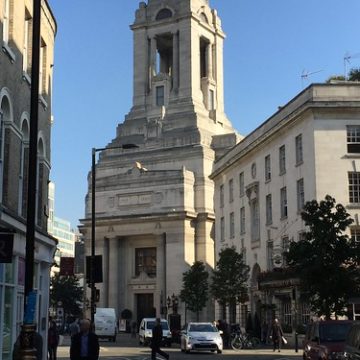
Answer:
xmin=58 ymin=334 xmax=303 ymax=360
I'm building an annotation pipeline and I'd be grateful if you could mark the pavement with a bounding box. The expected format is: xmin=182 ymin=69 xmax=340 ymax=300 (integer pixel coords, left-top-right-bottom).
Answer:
xmin=58 ymin=333 xmax=303 ymax=359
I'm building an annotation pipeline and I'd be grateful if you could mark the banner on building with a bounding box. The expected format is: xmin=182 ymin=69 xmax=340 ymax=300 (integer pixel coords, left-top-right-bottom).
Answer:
xmin=60 ymin=257 xmax=75 ymax=276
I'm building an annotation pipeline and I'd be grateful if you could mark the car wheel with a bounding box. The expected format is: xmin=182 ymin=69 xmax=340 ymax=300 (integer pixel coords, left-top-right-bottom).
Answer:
xmin=217 ymin=350 xmax=222 ymax=354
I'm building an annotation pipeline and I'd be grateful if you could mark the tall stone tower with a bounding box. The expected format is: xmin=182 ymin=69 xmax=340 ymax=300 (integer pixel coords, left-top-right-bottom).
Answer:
xmin=80 ymin=0 xmax=239 ymax=324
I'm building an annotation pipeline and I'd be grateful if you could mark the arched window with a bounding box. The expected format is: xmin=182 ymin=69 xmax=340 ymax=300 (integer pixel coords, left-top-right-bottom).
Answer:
xmin=156 ymin=8 xmax=172 ymax=21
xmin=19 ymin=116 xmax=29 ymax=217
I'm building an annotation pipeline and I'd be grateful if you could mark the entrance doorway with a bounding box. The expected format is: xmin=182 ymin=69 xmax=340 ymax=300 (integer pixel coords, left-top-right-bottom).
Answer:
xmin=137 ymin=294 xmax=155 ymax=325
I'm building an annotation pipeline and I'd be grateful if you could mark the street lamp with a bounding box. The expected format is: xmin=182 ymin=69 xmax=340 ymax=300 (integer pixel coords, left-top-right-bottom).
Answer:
xmin=90 ymin=144 xmax=138 ymax=323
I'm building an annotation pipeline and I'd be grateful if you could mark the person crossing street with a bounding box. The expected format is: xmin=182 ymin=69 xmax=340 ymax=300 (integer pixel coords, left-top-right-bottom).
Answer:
xmin=151 ymin=318 xmax=169 ymax=360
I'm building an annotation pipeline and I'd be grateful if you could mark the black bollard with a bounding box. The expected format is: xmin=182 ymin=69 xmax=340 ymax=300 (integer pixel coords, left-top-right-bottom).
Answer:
xmin=295 ymin=332 xmax=298 ymax=353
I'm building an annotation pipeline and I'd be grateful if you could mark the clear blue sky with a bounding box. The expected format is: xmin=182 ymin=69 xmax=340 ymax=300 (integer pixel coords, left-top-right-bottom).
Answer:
xmin=48 ymin=0 xmax=360 ymax=228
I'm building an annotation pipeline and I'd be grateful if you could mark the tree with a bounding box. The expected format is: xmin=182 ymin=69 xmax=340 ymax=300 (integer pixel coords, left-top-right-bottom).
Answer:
xmin=348 ymin=68 xmax=360 ymax=81
xmin=179 ymin=261 xmax=209 ymax=321
xmin=50 ymin=274 xmax=84 ymax=318
xmin=286 ymin=195 xmax=360 ymax=319
xmin=326 ymin=75 xmax=345 ymax=83
xmin=211 ymin=246 xmax=250 ymax=317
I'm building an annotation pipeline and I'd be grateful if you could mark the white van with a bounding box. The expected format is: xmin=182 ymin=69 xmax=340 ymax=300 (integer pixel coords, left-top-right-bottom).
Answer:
xmin=139 ymin=318 xmax=172 ymax=347
xmin=94 ymin=308 xmax=117 ymax=342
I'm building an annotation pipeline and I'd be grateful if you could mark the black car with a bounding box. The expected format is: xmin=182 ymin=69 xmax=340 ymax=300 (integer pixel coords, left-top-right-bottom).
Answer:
xmin=343 ymin=322 xmax=360 ymax=360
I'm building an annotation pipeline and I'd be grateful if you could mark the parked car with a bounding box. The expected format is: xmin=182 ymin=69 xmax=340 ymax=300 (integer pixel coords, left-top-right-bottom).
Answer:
xmin=343 ymin=322 xmax=360 ymax=360
xmin=138 ymin=318 xmax=172 ymax=347
xmin=181 ymin=322 xmax=223 ymax=354
xmin=303 ymin=320 xmax=353 ymax=360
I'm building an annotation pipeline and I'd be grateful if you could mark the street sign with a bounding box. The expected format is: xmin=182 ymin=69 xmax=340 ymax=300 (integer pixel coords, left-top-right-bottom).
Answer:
xmin=0 ymin=233 xmax=14 ymax=263
xmin=60 ymin=257 xmax=75 ymax=276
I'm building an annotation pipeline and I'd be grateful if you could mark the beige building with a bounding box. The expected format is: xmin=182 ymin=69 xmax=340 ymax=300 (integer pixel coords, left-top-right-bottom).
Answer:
xmin=80 ymin=0 xmax=238 ymax=324
xmin=211 ymin=83 xmax=360 ymax=330
xmin=0 ymin=0 xmax=56 ymax=358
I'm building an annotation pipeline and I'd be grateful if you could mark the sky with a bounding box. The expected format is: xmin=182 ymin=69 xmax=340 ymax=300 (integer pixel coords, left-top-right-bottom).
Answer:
xmin=48 ymin=0 xmax=360 ymax=228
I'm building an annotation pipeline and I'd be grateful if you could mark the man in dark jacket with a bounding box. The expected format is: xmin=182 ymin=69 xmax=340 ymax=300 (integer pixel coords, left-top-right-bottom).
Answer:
xmin=151 ymin=318 xmax=169 ymax=360
xmin=271 ymin=318 xmax=284 ymax=352
xmin=70 ymin=319 xmax=99 ymax=360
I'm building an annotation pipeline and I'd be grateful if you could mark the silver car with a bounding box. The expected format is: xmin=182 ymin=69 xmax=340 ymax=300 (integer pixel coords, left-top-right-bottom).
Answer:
xmin=181 ymin=322 xmax=223 ymax=354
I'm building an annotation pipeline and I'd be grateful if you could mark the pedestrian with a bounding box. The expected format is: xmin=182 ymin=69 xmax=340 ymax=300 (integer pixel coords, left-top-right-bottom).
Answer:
xmin=69 ymin=318 xmax=80 ymax=340
xmin=48 ymin=321 xmax=59 ymax=360
xmin=13 ymin=324 xmax=43 ymax=360
xmin=70 ymin=319 xmax=99 ymax=360
xmin=151 ymin=318 xmax=169 ymax=360
xmin=271 ymin=318 xmax=284 ymax=352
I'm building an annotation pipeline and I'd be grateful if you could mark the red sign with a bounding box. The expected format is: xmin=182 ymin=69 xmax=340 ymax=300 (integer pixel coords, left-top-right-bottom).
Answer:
xmin=60 ymin=257 xmax=74 ymax=276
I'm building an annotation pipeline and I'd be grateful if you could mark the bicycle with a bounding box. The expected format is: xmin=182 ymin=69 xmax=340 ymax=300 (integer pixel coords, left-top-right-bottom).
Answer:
xmin=231 ymin=332 xmax=260 ymax=350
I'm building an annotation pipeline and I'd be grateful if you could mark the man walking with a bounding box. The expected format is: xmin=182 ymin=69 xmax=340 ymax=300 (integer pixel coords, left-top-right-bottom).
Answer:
xmin=70 ymin=319 xmax=99 ymax=360
xmin=271 ymin=318 xmax=284 ymax=352
xmin=151 ymin=318 xmax=169 ymax=360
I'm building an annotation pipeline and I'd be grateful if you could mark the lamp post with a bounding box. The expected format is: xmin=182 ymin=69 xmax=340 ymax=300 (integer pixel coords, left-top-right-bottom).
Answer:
xmin=90 ymin=144 xmax=138 ymax=323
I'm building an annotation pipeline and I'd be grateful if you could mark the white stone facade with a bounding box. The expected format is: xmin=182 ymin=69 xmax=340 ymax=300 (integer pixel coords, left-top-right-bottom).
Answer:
xmin=211 ymin=83 xmax=360 ymax=329
xmin=80 ymin=0 xmax=238 ymax=325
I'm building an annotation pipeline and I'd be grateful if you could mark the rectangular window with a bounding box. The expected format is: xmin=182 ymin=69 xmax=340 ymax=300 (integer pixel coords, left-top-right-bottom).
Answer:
xmin=241 ymin=238 xmax=246 ymax=264
xmin=350 ymin=227 xmax=360 ymax=242
xmin=283 ymin=300 xmax=292 ymax=326
xmin=266 ymin=194 xmax=272 ymax=225
xmin=229 ymin=178 xmax=234 ymax=203
xmin=3 ymin=0 xmax=10 ymax=43
xmin=135 ymin=248 xmax=156 ymax=277
xmin=230 ymin=212 xmax=235 ymax=239
xmin=295 ymin=134 xmax=303 ymax=164
xmin=250 ymin=200 xmax=260 ymax=242
xmin=347 ymin=125 xmax=360 ymax=153
xmin=348 ymin=172 xmax=360 ymax=203
xmin=39 ymin=39 xmax=47 ymax=94
xmin=239 ymin=172 xmax=244 ymax=197
xmin=156 ymin=86 xmax=165 ymax=106
xmin=265 ymin=155 xmax=271 ymax=181
xmin=220 ymin=217 xmax=225 ymax=242
xmin=280 ymin=187 xmax=288 ymax=218
xmin=297 ymin=178 xmax=305 ymax=211
xmin=279 ymin=145 xmax=286 ymax=174
xmin=240 ymin=207 xmax=245 ymax=234
xmin=23 ymin=10 xmax=32 ymax=74
xmin=266 ymin=240 xmax=273 ymax=271
xmin=220 ymin=184 xmax=224 ymax=208
xmin=209 ymin=89 xmax=215 ymax=110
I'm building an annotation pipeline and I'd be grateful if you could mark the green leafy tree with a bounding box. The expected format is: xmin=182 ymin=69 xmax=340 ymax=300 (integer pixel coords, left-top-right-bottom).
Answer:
xmin=326 ymin=75 xmax=345 ymax=83
xmin=50 ymin=274 xmax=84 ymax=318
xmin=286 ymin=195 xmax=360 ymax=319
xmin=348 ymin=68 xmax=360 ymax=81
xmin=211 ymin=246 xmax=250 ymax=315
xmin=180 ymin=261 xmax=209 ymax=321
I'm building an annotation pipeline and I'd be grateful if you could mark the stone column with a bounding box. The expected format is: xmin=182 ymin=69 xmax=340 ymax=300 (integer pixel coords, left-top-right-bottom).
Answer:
xmin=107 ymin=237 xmax=119 ymax=309
xmin=206 ymin=43 xmax=213 ymax=80
xmin=172 ymin=32 xmax=179 ymax=90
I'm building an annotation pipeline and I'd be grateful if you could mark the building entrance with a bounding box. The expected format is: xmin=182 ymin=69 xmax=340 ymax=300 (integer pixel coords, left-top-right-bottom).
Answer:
xmin=137 ymin=294 xmax=155 ymax=325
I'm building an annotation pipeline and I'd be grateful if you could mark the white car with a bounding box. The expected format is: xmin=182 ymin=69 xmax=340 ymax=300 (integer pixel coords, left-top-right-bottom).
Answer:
xmin=181 ymin=322 xmax=223 ymax=354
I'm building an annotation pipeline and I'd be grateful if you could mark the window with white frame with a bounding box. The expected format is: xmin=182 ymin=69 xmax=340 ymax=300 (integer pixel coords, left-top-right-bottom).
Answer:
xmin=266 ymin=194 xmax=272 ymax=225
xmin=347 ymin=125 xmax=360 ymax=154
xmin=220 ymin=217 xmax=225 ymax=242
xmin=230 ymin=212 xmax=235 ymax=238
xmin=297 ymin=178 xmax=305 ymax=211
xmin=280 ymin=187 xmax=288 ymax=218
xmin=239 ymin=172 xmax=244 ymax=197
xmin=229 ymin=178 xmax=234 ymax=203
xmin=295 ymin=134 xmax=303 ymax=164
xmin=220 ymin=184 xmax=224 ymax=208
xmin=279 ymin=145 xmax=286 ymax=174
xmin=240 ymin=207 xmax=245 ymax=234
xmin=348 ymin=172 xmax=360 ymax=203
xmin=350 ymin=227 xmax=360 ymax=242
xmin=265 ymin=155 xmax=271 ymax=181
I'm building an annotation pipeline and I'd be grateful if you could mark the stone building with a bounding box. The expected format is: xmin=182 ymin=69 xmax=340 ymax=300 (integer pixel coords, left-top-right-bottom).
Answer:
xmin=80 ymin=0 xmax=238 ymax=324
xmin=211 ymin=83 xmax=360 ymax=330
xmin=0 ymin=0 xmax=56 ymax=358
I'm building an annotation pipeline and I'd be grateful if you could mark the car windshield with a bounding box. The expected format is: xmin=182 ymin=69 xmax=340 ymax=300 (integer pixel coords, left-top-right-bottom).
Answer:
xmin=319 ymin=323 xmax=352 ymax=342
xmin=146 ymin=321 xmax=169 ymax=330
xmin=189 ymin=324 xmax=217 ymax=333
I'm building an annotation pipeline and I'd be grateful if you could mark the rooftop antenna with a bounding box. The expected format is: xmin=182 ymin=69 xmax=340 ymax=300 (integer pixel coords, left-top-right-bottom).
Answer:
xmin=344 ymin=52 xmax=360 ymax=79
xmin=301 ymin=69 xmax=323 ymax=88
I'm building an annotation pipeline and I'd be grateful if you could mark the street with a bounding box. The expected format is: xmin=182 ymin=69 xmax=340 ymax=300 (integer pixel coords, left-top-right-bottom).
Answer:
xmin=58 ymin=334 xmax=303 ymax=360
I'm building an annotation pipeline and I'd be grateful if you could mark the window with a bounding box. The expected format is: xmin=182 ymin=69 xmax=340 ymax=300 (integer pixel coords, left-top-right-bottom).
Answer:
xmin=295 ymin=134 xmax=303 ymax=164
xmin=350 ymin=227 xmax=360 ymax=242
xmin=241 ymin=238 xmax=246 ymax=264
xmin=266 ymin=194 xmax=272 ymax=225
xmin=348 ymin=172 xmax=360 ymax=203
xmin=220 ymin=217 xmax=225 ymax=242
xmin=240 ymin=207 xmax=245 ymax=234
xmin=265 ymin=155 xmax=271 ymax=181
xmin=23 ymin=10 xmax=32 ymax=74
xmin=280 ymin=187 xmax=288 ymax=218
xmin=135 ymin=248 xmax=156 ymax=277
xmin=279 ymin=145 xmax=286 ymax=174
xmin=230 ymin=212 xmax=235 ymax=239
xmin=250 ymin=200 xmax=260 ymax=242
xmin=209 ymin=89 xmax=215 ymax=110
xmin=347 ymin=125 xmax=360 ymax=153
xmin=200 ymin=37 xmax=209 ymax=78
xmin=3 ymin=0 xmax=10 ymax=43
xmin=239 ymin=172 xmax=244 ymax=197
xmin=266 ymin=240 xmax=273 ymax=271
xmin=229 ymin=178 xmax=234 ymax=203
xmin=283 ymin=300 xmax=292 ymax=326
xmin=156 ymin=86 xmax=165 ymax=106
xmin=220 ymin=184 xmax=224 ymax=208
xmin=156 ymin=8 xmax=173 ymax=20
xmin=39 ymin=39 xmax=47 ymax=94
xmin=297 ymin=178 xmax=305 ymax=211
